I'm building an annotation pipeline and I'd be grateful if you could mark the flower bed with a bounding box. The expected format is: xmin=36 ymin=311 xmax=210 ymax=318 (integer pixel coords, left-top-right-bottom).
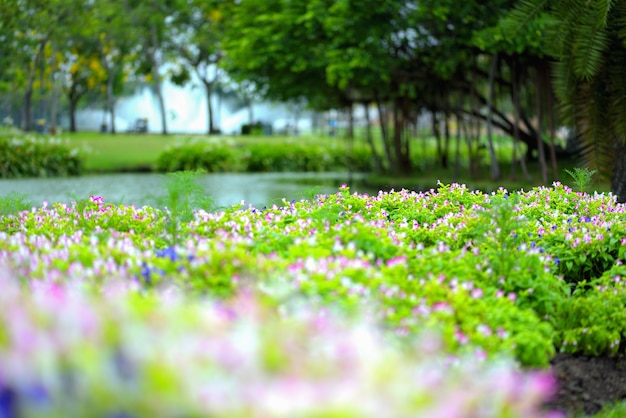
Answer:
xmin=3 ymin=180 xmax=624 ymax=416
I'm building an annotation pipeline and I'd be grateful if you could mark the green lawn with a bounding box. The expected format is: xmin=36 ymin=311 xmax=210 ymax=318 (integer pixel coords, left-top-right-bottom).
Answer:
xmin=65 ymin=132 xmax=183 ymax=172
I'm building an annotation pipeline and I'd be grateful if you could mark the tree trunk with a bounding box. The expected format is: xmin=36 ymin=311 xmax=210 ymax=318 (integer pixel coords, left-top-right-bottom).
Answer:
xmin=468 ymin=64 xmax=482 ymax=179
xmin=23 ymin=42 xmax=46 ymax=132
xmin=460 ymin=81 xmax=539 ymax=158
xmin=106 ymin=69 xmax=118 ymax=134
xmin=69 ymin=101 xmax=77 ymax=132
xmin=246 ymin=97 xmax=254 ymax=125
xmin=402 ymin=94 xmax=411 ymax=168
xmin=443 ymin=105 xmax=451 ymax=169
xmin=363 ymin=101 xmax=384 ymax=172
xmin=347 ymin=102 xmax=354 ymax=139
xmin=545 ymin=65 xmax=558 ymax=179
xmin=393 ymin=97 xmax=410 ymax=174
xmin=49 ymin=43 xmax=58 ymax=134
xmin=535 ymin=66 xmax=548 ymax=183
xmin=453 ymin=112 xmax=462 ymax=180
xmin=203 ymin=79 xmax=215 ymax=134
xmin=611 ymin=141 xmax=626 ymax=203
xmin=486 ymin=53 xmax=501 ymax=181
xmin=150 ymin=25 xmax=167 ymax=135
xmin=511 ymin=60 xmax=531 ymax=180
xmin=68 ymin=83 xmax=80 ymax=133
xmin=432 ymin=110 xmax=443 ymax=166
xmin=376 ymin=97 xmax=395 ymax=171
xmin=23 ymin=86 xmax=34 ymax=132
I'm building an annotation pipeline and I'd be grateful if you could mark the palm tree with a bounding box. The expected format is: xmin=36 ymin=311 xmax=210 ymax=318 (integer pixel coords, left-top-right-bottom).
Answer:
xmin=506 ymin=0 xmax=626 ymax=201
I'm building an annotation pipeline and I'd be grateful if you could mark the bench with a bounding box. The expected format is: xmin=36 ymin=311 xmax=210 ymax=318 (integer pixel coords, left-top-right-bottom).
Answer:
xmin=128 ymin=118 xmax=148 ymax=133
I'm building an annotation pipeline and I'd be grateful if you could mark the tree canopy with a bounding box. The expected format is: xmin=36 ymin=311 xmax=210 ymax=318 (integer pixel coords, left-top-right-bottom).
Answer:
xmin=5 ymin=0 xmax=625 ymax=196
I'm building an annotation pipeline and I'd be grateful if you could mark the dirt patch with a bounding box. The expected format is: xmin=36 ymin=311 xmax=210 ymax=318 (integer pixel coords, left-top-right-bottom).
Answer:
xmin=545 ymin=353 xmax=626 ymax=416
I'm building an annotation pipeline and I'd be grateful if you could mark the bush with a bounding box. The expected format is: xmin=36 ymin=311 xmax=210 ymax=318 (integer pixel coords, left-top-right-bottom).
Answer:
xmin=0 ymin=135 xmax=83 ymax=178
xmin=156 ymin=142 xmax=238 ymax=172
xmin=156 ymin=141 xmax=375 ymax=173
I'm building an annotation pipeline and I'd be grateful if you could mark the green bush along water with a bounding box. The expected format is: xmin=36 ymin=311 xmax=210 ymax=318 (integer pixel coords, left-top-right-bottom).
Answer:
xmin=0 ymin=135 xmax=83 ymax=177
xmin=155 ymin=140 xmax=376 ymax=173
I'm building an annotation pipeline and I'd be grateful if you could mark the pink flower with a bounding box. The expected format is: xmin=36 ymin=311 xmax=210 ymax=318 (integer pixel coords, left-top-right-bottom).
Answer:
xmin=476 ymin=324 xmax=492 ymax=336
xmin=455 ymin=329 xmax=469 ymax=345
xmin=432 ymin=302 xmax=453 ymax=314
xmin=385 ymin=256 xmax=407 ymax=267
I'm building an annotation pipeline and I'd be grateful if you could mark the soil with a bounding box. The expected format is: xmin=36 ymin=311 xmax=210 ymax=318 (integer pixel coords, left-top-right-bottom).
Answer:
xmin=545 ymin=353 xmax=626 ymax=416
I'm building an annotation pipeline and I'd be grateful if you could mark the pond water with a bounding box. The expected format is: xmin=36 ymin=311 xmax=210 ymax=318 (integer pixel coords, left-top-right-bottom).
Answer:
xmin=0 ymin=172 xmax=372 ymax=209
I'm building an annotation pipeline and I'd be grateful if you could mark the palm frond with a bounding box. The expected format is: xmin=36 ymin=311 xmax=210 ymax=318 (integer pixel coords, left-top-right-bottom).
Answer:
xmin=592 ymin=0 xmax=615 ymax=27
xmin=610 ymin=1 xmax=626 ymax=43
xmin=500 ymin=0 xmax=550 ymax=35
xmin=551 ymin=58 xmax=577 ymax=107
xmin=576 ymin=80 xmax=615 ymax=180
xmin=571 ymin=12 xmax=610 ymax=79
xmin=606 ymin=46 xmax=626 ymax=139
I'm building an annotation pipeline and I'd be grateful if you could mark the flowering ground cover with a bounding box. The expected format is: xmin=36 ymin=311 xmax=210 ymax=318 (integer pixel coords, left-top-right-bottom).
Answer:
xmin=2 ymin=178 xmax=626 ymax=416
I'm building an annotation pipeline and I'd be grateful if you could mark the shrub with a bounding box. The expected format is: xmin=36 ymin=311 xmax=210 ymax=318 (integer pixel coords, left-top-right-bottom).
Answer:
xmin=156 ymin=141 xmax=375 ymax=173
xmin=155 ymin=142 xmax=238 ymax=172
xmin=0 ymin=135 xmax=83 ymax=178
xmin=241 ymin=143 xmax=375 ymax=172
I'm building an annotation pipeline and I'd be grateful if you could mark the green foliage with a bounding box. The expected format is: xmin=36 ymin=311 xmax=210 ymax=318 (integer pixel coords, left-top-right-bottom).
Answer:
xmin=153 ymin=170 xmax=216 ymax=247
xmin=564 ymin=167 xmax=597 ymax=192
xmin=505 ymin=0 xmax=626 ymax=194
xmin=156 ymin=141 xmax=375 ymax=173
xmin=593 ymin=399 xmax=626 ymax=418
xmin=0 ymin=192 xmax=32 ymax=216
xmin=0 ymin=135 xmax=83 ymax=178
xmin=155 ymin=142 xmax=237 ymax=173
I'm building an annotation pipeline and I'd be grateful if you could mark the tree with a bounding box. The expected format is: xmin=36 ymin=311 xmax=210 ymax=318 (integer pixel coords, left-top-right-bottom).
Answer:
xmin=222 ymin=0 xmax=336 ymax=106
xmin=167 ymin=0 xmax=229 ymax=134
xmin=1 ymin=0 xmax=98 ymax=132
xmin=4 ymin=0 xmax=53 ymax=132
xmin=129 ymin=0 xmax=178 ymax=135
xmin=506 ymin=0 xmax=626 ymax=201
xmin=89 ymin=0 xmax=139 ymax=134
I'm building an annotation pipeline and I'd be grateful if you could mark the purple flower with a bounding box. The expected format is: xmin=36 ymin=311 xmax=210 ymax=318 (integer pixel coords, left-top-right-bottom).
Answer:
xmin=23 ymin=383 xmax=48 ymax=406
xmin=140 ymin=261 xmax=152 ymax=285
xmin=0 ymin=385 xmax=18 ymax=418
xmin=156 ymin=246 xmax=178 ymax=262
xmin=107 ymin=412 xmax=134 ymax=418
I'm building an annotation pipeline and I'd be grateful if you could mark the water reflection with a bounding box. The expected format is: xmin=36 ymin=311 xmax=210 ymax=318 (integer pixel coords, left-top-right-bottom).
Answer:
xmin=0 ymin=172 xmax=370 ymax=209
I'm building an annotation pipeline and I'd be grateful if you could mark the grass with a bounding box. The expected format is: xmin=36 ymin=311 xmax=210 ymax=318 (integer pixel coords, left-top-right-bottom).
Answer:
xmin=64 ymin=132 xmax=182 ymax=172
xmin=63 ymin=132 xmax=345 ymax=172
